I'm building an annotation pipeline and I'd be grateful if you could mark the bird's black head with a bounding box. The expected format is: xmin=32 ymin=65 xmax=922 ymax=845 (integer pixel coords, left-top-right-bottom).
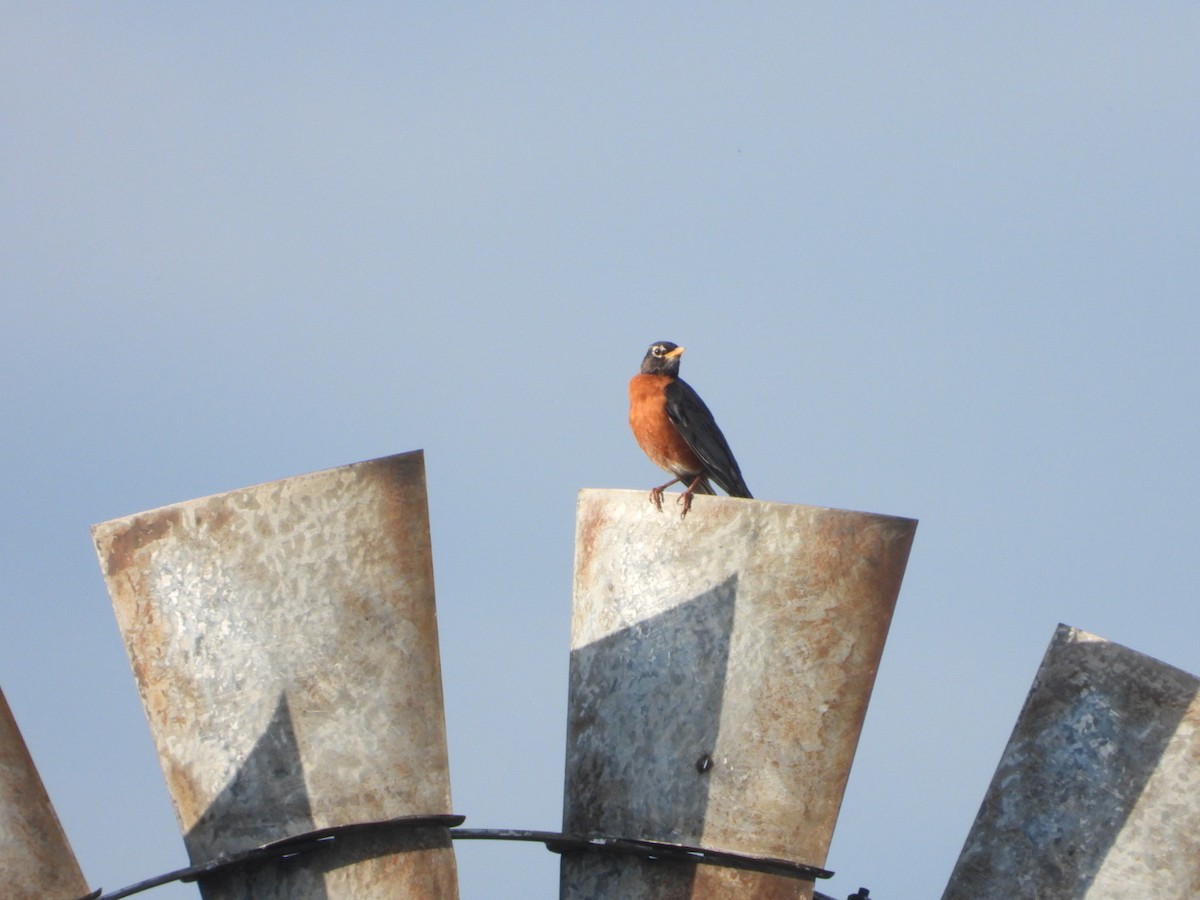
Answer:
xmin=640 ymin=341 xmax=685 ymax=375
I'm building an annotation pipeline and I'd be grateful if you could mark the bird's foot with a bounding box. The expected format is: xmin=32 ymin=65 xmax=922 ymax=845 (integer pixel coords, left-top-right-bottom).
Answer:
xmin=649 ymin=476 xmax=684 ymax=512
xmin=678 ymin=474 xmax=705 ymax=517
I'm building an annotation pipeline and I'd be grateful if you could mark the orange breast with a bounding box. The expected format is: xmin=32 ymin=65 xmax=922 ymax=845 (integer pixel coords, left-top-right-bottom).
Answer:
xmin=628 ymin=374 xmax=703 ymax=477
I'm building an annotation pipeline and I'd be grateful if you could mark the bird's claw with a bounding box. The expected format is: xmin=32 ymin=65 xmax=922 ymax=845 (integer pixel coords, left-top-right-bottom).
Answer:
xmin=678 ymin=491 xmax=694 ymax=517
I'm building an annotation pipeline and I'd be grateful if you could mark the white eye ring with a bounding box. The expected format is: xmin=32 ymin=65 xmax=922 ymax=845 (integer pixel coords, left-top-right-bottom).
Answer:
xmin=653 ymin=345 xmax=665 ymax=356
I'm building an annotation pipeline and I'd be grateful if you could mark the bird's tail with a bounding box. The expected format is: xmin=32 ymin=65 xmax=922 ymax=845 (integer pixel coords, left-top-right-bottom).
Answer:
xmin=714 ymin=476 xmax=752 ymax=499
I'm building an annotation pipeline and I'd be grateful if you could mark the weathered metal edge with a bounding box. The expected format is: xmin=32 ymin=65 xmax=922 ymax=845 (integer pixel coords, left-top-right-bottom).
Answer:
xmin=576 ymin=487 xmax=919 ymax=527
xmin=451 ymin=828 xmax=833 ymax=882
xmin=89 ymin=813 xmax=464 ymax=900
xmin=91 ymin=450 xmax=428 ymax=530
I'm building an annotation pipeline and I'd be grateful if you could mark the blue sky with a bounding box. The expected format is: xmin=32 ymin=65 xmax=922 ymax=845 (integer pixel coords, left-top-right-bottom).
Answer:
xmin=2 ymin=5 xmax=1198 ymax=898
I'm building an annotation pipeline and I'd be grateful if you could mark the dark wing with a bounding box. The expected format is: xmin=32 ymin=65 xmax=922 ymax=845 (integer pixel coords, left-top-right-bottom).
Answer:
xmin=664 ymin=378 xmax=752 ymax=498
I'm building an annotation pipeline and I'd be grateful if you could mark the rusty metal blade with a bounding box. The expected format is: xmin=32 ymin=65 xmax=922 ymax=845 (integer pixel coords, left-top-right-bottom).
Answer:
xmin=0 ymin=686 xmax=92 ymax=900
xmin=91 ymin=450 xmax=458 ymax=899
xmin=562 ymin=490 xmax=917 ymax=899
xmin=943 ymin=624 xmax=1200 ymax=899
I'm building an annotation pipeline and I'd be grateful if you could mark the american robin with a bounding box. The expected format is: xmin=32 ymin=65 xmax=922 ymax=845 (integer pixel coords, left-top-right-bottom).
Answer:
xmin=629 ymin=341 xmax=752 ymax=516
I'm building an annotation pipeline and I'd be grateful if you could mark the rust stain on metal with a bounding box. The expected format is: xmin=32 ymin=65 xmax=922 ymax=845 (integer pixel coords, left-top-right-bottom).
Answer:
xmin=99 ymin=508 xmax=179 ymax=578
xmin=562 ymin=490 xmax=916 ymax=898
xmin=91 ymin=450 xmax=457 ymax=898
xmin=0 ymin=687 xmax=91 ymax=900
xmin=691 ymin=864 xmax=814 ymax=899
xmin=944 ymin=624 xmax=1200 ymax=899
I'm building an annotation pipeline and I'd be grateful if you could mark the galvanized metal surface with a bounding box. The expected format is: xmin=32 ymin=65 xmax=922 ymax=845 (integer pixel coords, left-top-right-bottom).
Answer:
xmin=0 ymin=686 xmax=92 ymax=899
xmin=943 ymin=624 xmax=1200 ymax=899
xmin=561 ymin=855 xmax=818 ymax=900
xmin=91 ymin=450 xmax=458 ymax=898
xmin=562 ymin=490 xmax=917 ymax=899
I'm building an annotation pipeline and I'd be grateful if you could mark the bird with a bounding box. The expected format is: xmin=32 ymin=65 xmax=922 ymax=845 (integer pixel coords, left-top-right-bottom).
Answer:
xmin=628 ymin=341 xmax=752 ymax=516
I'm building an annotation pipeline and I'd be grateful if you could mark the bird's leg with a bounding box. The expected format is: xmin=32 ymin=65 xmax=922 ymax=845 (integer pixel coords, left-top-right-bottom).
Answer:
xmin=649 ymin=476 xmax=684 ymax=511
xmin=677 ymin=474 xmax=706 ymax=517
